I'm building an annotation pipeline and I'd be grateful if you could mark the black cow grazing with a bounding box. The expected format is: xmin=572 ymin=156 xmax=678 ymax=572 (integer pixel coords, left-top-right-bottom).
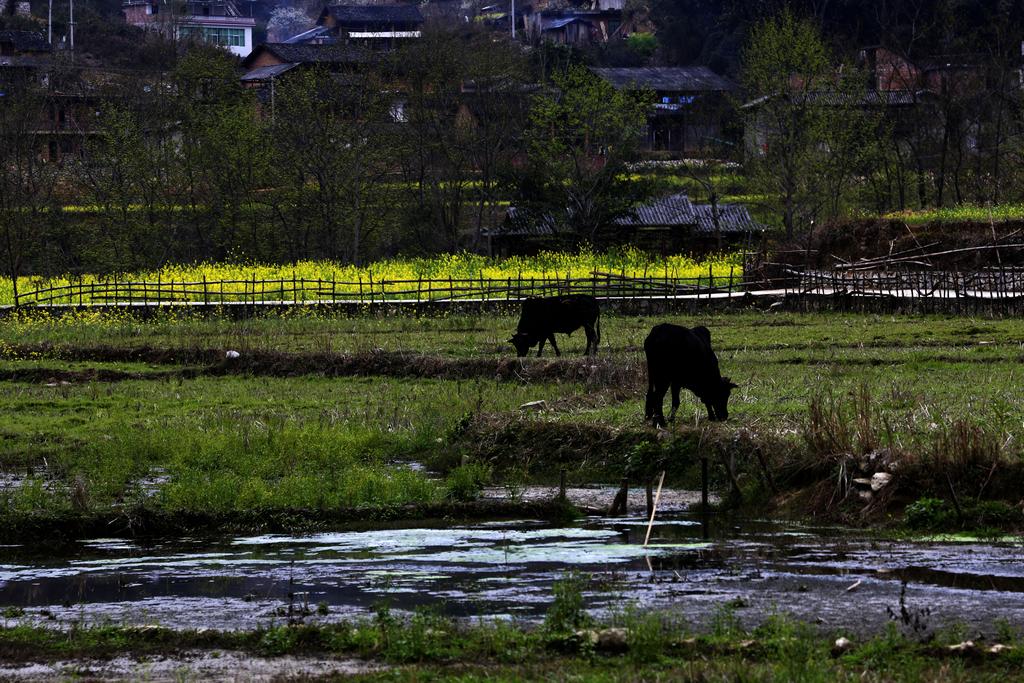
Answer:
xmin=509 ymin=294 xmax=601 ymax=357
xmin=644 ymin=323 xmax=737 ymax=426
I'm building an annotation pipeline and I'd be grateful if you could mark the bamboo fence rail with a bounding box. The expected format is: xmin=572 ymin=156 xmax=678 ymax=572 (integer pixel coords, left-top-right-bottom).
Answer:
xmin=13 ymin=264 xmax=1024 ymax=308
xmin=14 ymin=267 xmax=742 ymax=307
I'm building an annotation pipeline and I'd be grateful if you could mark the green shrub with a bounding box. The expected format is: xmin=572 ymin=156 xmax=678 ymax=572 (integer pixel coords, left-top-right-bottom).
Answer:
xmin=904 ymin=497 xmax=955 ymax=530
xmin=626 ymin=32 xmax=658 ymax=58
xmin=444 ymin=462 xmax=491 ymax=502
xmin=544 ymin=571 xmax=592 ymax=634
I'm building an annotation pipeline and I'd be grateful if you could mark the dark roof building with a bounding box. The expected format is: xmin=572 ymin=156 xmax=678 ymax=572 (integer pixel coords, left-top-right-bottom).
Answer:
xmin=523 ymin=10 xmax=621 ymax=47
xmin=591 ymin=67 xmax=735 ymax=93
xmin=0 ymin=31 xmax=51 ymax=91
xmin=590 ymin=67 xmax=737 ymax=155
xmin=318 ymin=4 xmax=423 ymax=26
xmin=241 ymin=42 xmax=371 ymax=84
xmin=487 ymin=193 xmax=762 ymax=254
xmin=614 ymin=193 xmax=696 ymax=227
xmin=0 ymin=30 xmax=51 ymax=55
xmin=693 ymin=204 xmax=763 ymax=235
xmin=302 ymin=3 xmax=423 ymax=48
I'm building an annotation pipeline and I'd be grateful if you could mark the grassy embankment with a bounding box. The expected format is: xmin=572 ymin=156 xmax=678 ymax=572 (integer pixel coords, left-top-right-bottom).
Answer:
xmin=0 ymin=600 xmax=1021 ymax=681
xmin=881 ymin=203 xmax=1024 ymax=225
xmin=2 ymin=308 xmax=1024 ymax=534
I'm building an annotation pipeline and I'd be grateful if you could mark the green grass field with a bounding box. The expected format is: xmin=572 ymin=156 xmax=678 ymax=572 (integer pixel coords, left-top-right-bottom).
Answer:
xmin=2 ymin=308 xmax=1024 ymax=525
xmin=2 ymin=307 xmax=1024 ymax=676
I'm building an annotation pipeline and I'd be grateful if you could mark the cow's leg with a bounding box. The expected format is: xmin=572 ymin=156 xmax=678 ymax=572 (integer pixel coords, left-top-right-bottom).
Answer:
xmin=536 ymin=337 xmax=545 ymax=357
xmin=583 ymin=324 xmax=597 ymax=356
xmin=645 ymin=369 xmax=657 ymax=420
xmin=668 ymin=382 xmax=682 ymax=422
xmin=548 ymin=334 xmax=560 ymax=357
xmin=649 ymin=380 xmax=669 ymax=427
xmin=704 ymin=402 xmax=717 ymax=421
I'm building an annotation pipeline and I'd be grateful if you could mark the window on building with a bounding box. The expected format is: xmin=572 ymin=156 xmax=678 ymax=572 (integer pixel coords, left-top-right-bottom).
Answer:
xmin=180 ymin=26 xmax=245 ymax=47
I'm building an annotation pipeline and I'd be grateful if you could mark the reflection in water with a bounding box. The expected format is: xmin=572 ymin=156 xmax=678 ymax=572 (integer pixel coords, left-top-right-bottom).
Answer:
xmin=0 ymin=517 xmax=1022 ymax=634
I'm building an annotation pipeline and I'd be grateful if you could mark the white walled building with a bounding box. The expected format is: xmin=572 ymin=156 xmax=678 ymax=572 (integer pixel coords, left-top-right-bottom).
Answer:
xmin=123 ymin=0 xmax=255 ymax=58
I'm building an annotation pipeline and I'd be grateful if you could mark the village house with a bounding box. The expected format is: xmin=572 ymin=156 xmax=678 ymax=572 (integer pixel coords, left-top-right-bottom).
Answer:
xmin=240 ymin=42 xmax=371 ymax=87
xmin=522 ymin=8 xmax=621 ymax=47
xmin=280 ymin=4 xmax=423 ymax=49
xmin=0 ymin=29 xmax=50 ymax=92
xmin=741 ymin=45 xmax=990 ymax=160
xmin=123 ymin=0 xmax=256 ymax=58
xmin=590 ymin=66 xmax=737 ymax=155
xmin=0 ymin=0 xmax=30 ymax=17
xmin=0 ymin=30 xmax=74 ymax=162
xmin=857 ymin=45 xmax=986 ymax=96
xmin=486 ymin=193 xmax=763 ymax=255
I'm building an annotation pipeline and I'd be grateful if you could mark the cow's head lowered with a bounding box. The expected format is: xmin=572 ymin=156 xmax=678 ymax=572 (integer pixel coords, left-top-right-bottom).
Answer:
xmin=705 ymin=376 xmax=739 ymax=421
xmin=509 ymin=331 xmax=539 ymax=357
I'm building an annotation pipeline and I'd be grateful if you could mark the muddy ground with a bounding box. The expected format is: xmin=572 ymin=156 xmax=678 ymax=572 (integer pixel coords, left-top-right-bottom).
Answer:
xmin=0 ymin=651 xmax=379 ymax=682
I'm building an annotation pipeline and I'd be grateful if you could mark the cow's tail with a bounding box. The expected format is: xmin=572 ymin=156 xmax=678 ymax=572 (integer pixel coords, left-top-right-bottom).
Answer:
xmin=595 ymin=310 xmax=602 ymax=350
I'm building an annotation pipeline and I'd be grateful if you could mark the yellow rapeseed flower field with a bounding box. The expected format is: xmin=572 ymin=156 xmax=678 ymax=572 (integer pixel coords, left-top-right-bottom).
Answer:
xmin=3 ymin=248 xmax=744 ymax=306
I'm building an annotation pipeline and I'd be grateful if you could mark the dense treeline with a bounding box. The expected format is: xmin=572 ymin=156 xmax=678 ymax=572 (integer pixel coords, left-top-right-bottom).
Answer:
xmin=0 ymin=34 xmax=653 ymax=281
xmin=4 ymin=4 xmax=1024 ymax=282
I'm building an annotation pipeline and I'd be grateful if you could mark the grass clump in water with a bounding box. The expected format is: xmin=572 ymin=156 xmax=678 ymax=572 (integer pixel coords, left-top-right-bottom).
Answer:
xmin=443 ymin=462 xmax=491 ymax=502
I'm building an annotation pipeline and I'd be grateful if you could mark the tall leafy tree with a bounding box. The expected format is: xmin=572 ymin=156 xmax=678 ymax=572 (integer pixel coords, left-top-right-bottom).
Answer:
xmin=393 ymin=28 xmax=477 ymax=253
xmin=270 ymin=66 xmax=394 ymax=264
xmin=0 ymin=86 xmax=60 ymax=305
xmin=173 ymin=47 xmax=269 ymax=259
xmin=741 ymin=10 xmax=872 ymax=237
xmin=521 ymin=64 xmax=650 ymax=245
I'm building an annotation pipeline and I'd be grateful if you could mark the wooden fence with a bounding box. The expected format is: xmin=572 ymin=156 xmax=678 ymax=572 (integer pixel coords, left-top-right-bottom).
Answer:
xmin=13 ymin=265 xmax=1024 ymax=308
xmin=793 ymin=267 xmax=1024 ymax=299
xmin=13 ymin=267 xmax=743 ymax=307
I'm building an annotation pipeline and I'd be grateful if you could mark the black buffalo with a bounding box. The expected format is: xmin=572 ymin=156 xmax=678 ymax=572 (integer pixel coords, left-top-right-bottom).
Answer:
xmin=509 ymin=294 xmax=601 ymax=357
xmin=644 ymin=323 xmax=737 ymax=426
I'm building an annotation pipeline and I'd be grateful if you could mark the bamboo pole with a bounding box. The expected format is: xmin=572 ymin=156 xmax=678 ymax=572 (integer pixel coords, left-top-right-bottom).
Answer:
xmin=643 ymin=470 xmax=666 ymax=547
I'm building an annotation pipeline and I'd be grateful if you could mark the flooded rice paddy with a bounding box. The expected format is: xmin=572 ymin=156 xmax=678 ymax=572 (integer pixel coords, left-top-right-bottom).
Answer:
xmin=1 ymin=509 xmax=1022 ymax=636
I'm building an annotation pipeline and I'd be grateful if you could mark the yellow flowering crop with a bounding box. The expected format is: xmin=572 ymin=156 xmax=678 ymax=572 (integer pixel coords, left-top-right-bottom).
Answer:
xmin=4 ymin=248 xmax=744 ymax=306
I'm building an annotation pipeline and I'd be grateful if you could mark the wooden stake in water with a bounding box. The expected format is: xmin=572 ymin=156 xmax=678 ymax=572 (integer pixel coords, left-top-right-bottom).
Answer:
xmin=643 ymin=471 xmax=666 ymax=547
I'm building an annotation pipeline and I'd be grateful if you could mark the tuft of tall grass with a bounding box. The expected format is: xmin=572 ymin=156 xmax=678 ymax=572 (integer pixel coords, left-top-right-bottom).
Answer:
xmin=803 ymin=384 xmax=882 ymax=457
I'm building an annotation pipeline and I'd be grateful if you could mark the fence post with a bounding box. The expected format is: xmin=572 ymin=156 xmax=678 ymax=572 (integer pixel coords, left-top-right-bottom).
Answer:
xmin=729 ymin=265 xmax=735 ymax=296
